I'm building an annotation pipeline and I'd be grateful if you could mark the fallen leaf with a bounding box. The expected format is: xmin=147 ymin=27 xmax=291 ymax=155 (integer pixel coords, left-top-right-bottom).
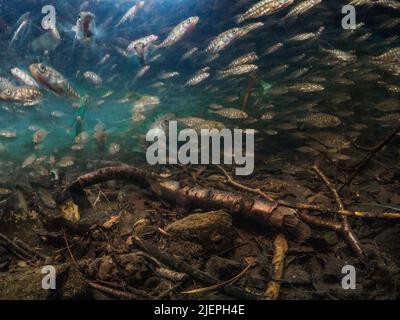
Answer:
xmin=17 ymin=261 xmax=28 ymax=268
xmin=60 ymin=201 xmax=80 ymax=222
xmin=103 ymin=215 xmax=120 ymax=229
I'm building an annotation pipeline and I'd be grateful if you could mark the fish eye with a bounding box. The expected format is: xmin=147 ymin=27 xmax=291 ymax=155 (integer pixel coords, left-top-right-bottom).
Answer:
xmin=4 ymin=89 xmax=11 ymax=95
xmin=38 ymin=64 xmax=46 ymax=73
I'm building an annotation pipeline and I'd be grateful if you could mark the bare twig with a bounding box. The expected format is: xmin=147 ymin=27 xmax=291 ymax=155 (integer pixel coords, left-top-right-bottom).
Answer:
xmin=216 ymin=165 xmax=275 ymax=201
xmin=63 ymin=230 xmax=79 ymax=266
xmin=181 ymin=263 xmax=253 ymax=295
xmin=313 ymin=166 xmax=363 ymax=257
xmin=88 ymin=281 xmax=146 ymax=300
xmin=0 ymin=232 xmax=36 ymax=261
xmin=297 ymin=213 xmax=343 ymax=232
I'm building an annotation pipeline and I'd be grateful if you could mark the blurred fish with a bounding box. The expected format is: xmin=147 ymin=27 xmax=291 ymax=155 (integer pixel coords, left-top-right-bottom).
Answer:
xmin=133 ymin=95 xmax=160 ymax=113
xmin=115 ymin=1 xmax=145 ymax=28
xmin=33 ymin=129 xmax=48 ymax=144
xmin=321 ymin=48 xmax=357 ymax=62
xmin=371 ymin=47 xmax=400 ymax=63
xmin=94 ymin=123 xmax=107 ymax=150
xmin=178 ymin=117 xmax=225 ymax=131
xmin=157 ymin=17 xmax=199 ymax=48
xmin=159 ymin=71 xmax=180 ymax=80
xmin=260 ymin=111 xmax=277 ymax=120
xmin=228 ymin=52 xmax=258 ymax=68
xmin=57 ymin=156 xmax=75 ymax=168
xmin=73 ymin=11 xmax=97 ymax=46
xmin=51 ymin=111 xmax=65 ymax=119
xmin=287 ymin=26 xmax=324 ymax=42
xmin=10 ymin=68 xmax=39 ymax=88
xmin=9 ymin=12 xmax=31 ymax=47
xmin=83 ymin=71 xmax=103 ymax=85
xmin=289 ymin=82 xmax=325 ymax=93
xmin=135 ymin=65 xmax=151 ymax=80
xmin=0 ymin=86 xmax=43 ymax=106
xmin=132 ymin=112 xmax=146 ymax=123
xmin=263 ymin=42 xmax=284 ymax=55
xmin=181 ymin=47 xmax=199 ymax=61
xmin=206 ymin=28 xmax=242 ymax=54
xmin=283 ymin=0 xmax=321 ymax=20
xmin=0 ymin=130 xmax=17 ymax=139
xmin=29 ymin=63 xmax=80 ymax=100
xmin=109 ymin=143 xmax=121 ymax=155
xmin=236 ymin=0 xmax=295 ymax=24
xmin=210 ymin=108 xmax=248 ymax=119
xmin=185 ymin=70 xmax=210 ymax=86
xmin=219 ymin=64 xmax=258 ymax=78
xmin=209 ymin=103 xmax=224 ymax=110
xmin=127 ymin=34 xmax=158 ymax=51
xmin=298 ymin=113 xmax=342 ymax=128
xmin=22 ymin=155 xmax=36 ymax=168
xmin=98 ymin=54 xmax=111 ymax=65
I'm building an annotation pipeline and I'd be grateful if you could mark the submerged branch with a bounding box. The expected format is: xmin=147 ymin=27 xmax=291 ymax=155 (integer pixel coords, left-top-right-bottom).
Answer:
xmin=68 ymin=166 xmax=311 ymax=242
xmin=313 ymin=165 xmax=363 ymax=257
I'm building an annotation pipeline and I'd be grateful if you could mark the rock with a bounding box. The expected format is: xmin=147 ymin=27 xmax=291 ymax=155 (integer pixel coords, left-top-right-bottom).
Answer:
xmin=167 ymin=240 xmax=204 ymax=258
xmin=165 ymin=211 xmax=234 ymax=252
xmin=205 ymin=256 xmax=243 ymax=280
xmin=0 ymin=264 xmax=88 ymax=300
xmin=37 ymin=188 xmax=57 ymax=209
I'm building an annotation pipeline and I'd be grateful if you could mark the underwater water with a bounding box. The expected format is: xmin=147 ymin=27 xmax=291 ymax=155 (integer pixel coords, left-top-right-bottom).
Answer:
xmin=0 ymin=0 xmax=399 ymax=175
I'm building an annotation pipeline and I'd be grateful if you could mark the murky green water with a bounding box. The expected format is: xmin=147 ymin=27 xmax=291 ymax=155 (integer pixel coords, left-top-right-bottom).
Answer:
xmin=0 ymin=0 xmax=399 ymax=178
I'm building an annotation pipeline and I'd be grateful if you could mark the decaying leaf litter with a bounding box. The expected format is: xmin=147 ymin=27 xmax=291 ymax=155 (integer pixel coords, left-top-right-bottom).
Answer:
xmin=1 ymin=140 xmax=400 ymax=300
